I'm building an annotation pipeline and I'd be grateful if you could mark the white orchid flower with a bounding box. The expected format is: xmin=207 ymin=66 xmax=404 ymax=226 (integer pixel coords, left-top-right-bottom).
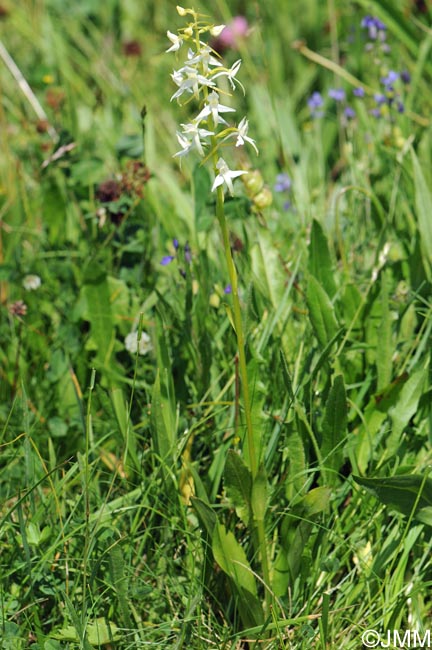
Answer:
xmin=211 ymin=158 xmax=247 ymax=196
xmin=195 ymin=91 xmax=235 ymax=126
xmin=166 ymin=30 xmax=183 ymax=52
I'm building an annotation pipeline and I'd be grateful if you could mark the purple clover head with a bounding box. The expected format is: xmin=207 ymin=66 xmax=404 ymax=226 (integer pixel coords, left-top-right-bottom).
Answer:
xmin=274 ymin=173 xmax=292 ymax=193
xmin=160 ymin=255 xmax=175 ymax=266
xmin=353 ymin=87 xmax=365 ymax=98
xmin=344 ymin=106 xmax=356 ymax=120
xmin=328 ymin=87 xmax=345 ymax=102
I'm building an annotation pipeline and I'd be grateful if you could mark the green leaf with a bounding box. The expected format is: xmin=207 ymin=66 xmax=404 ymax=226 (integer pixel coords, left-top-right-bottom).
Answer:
xmin=354 ymin=473 xmax=432 ymax=525
xmin=250 ymin=230 xmax=286 ymax=310
xmin=293 ymin=486 xmax=332 ymax=517
xmin=212 ymin=523 xmax=257 ymax=597
xmin=306 ymin=275 xmax=339 ymax=348
xmin=81 ymin=270 xmax=115 ymax=367
xmin=411 ymin=148 xmax=432 ymax=276
xmin=321 ymin=375 xmax=347 ymax=482
xmin=51 ymin=618 xmax=121 ymax=646
xmin=224 ymin=450 xmax=252 ymax=525
xmin=386 ymin=367 xmax=426 ymax=454
xmin=308 ymin=220 xmax=337 ymax=298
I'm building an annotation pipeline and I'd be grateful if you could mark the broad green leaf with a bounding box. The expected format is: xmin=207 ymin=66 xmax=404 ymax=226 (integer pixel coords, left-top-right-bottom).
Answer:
xmin=212 ymin=523 xmax=257 ymax=597
xmin=308 ymin=220 xmax=337 ymax=298
xmin=51 ymin=618 xmax=121 ymax=646
xmin=81 ymin=270 xmax=115 ymax=367
xmin=251 ymin=466 xmax=268 ymax=522
xmin=354 ymin=473 xmax=432 ymax=526
xmin=321 ymin=375 xmax=347 ymax=482
xmin=296 ymin=486 xmax=332 ymax=517
xmin=250 ymin=229 xmax=286 ymax=310
xmin=386 ymin=367 xmax=426 ymax=453
xmin=411 ymin=148 xmax=432 ymax=276
xmin=224 ymin=450 xmax=252 ymax=525
xmin=306 ymin=275 xmax=339 ymax=348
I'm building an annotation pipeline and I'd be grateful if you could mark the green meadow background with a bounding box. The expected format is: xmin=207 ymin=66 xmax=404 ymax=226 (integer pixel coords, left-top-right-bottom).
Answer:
xmin=1 ymin=1 xmax=431 ymax=648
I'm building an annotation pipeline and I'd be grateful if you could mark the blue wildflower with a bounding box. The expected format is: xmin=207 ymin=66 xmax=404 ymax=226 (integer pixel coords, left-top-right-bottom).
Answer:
xmin=307 ymin=91 xmax=324 ymax=118
xmin=160 ymin=255 xmax=175 ymax=266
xmin=328 ymin=87 xmax=345 ymax=102
xmin=344 ymin=106 xmax=356 ymax=119
xmin=353 ymin=87 xmax=365 ymax=98
xmin=274 ymin=173 xmax=291 ymax=193
xmin=381 ymin=70 xmax=399 ymax=89
xmin=374 ymin=93 xmax=387 ymax=105
xmin=361 ymin=15 xmax=387 ymax=41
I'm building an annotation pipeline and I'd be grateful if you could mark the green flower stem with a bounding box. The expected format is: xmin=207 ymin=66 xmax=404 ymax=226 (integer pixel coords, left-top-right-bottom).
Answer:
xmin=214 ymin=181 xmax=272 ymax=613
xmin=214 ymin=184 xmax=257 ymax=478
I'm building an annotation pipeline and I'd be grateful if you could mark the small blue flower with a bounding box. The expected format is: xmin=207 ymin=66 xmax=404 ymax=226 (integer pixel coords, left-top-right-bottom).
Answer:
xmin=353 ymin=87 xmax=365 ymax=98
xmin=307 ymin=91 xmax=324 ymax=118
xmin=361 ymin=15 xmax=386 ymax=41
xmin=224 ymin=284 xmax=232 ymax=294
xmin=374 ymin=93 xmax=387 ymax=105
xmin=381 ymin=70 xmax=399 ymax=89
xmin=344 ymin=106 xmax=356 ymax=119
xmin=396 ymin=101 xmax=404 ymax=113
xmin=160 ymin=255 xmax=175 ymax=266
xmin=274 ymin=173 xmax=291 ymax=193
xmin=173 ymin=238 xmax=180 ymax=250
xmin=401 ymin=70 xmax=411 ymax=84
xmin=328 ymin=87 xmax=345 ymax=102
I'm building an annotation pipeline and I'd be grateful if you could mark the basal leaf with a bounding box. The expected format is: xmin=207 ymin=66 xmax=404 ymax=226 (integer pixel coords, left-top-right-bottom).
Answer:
xmin=354 ymin=473 xmax=432 ymax=525
xmin=224 ymin=450 xmax=252 ymax=525
xmin=321 ymin=375 xmax=347 ymax=482
xmin=212 ymin=523 xmax=257 ymax=597
xmin=308 ymin=219 xmax=337 ymax=298
xmin=306 ymin=275 xmax=339 ymax=348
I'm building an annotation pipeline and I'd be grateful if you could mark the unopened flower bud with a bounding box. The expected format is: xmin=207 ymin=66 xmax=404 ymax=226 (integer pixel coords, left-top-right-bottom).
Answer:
xmin=253 ymin=188 xmax=273 ymax=209
xmin=210 ymin=24 xmax=226 ymax=36
xmin=242 ymin=170 xmax=264 ymax=196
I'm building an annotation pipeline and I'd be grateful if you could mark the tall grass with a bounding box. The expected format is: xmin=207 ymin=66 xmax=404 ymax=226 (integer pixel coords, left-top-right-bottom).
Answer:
xmin=1 ymin=0 xmax=431 ymax=648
